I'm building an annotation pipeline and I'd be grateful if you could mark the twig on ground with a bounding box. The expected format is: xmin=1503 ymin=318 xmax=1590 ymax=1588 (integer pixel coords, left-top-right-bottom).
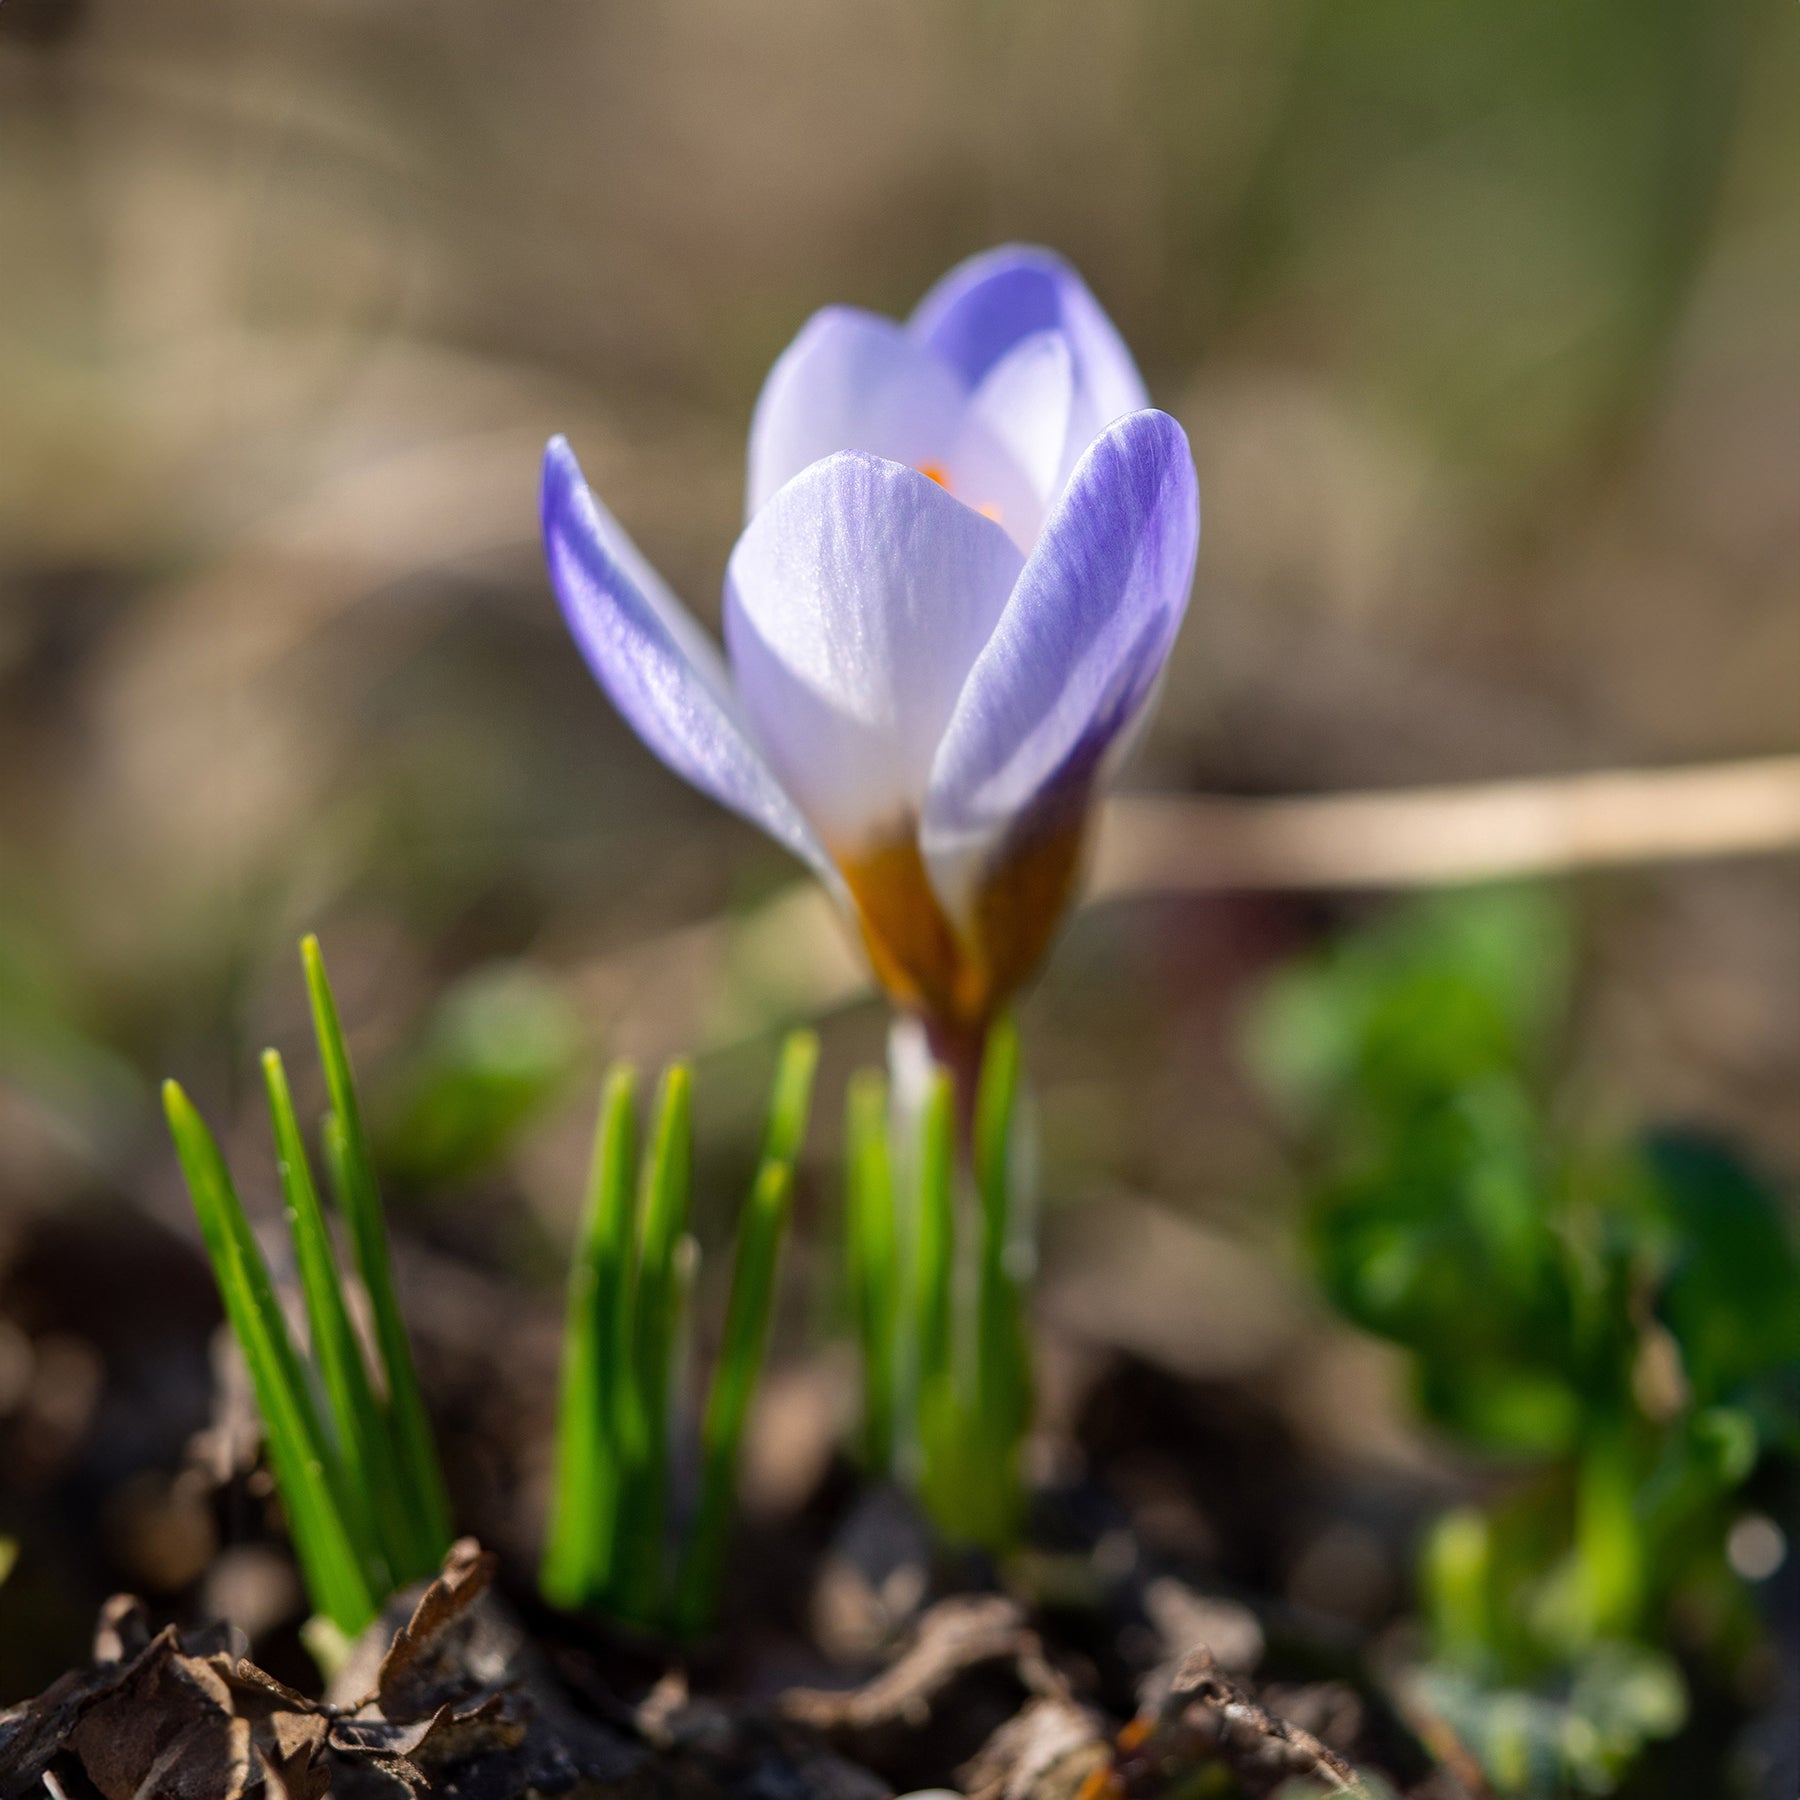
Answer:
xmin=782 ymin=1594 xmax=1056 ymax=1734
xmin=1159 ymin=1648 xmax=1368 ymax=1792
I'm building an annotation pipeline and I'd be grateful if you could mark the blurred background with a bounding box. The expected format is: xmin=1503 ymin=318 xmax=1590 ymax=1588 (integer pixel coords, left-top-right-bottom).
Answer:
xmin=1 ymin=0 xmax=1795 ymax=1769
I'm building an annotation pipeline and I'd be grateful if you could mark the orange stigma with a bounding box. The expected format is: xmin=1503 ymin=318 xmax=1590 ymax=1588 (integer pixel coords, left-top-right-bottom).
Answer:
xmin=917 ymin=463 xmax=1002 ymax=527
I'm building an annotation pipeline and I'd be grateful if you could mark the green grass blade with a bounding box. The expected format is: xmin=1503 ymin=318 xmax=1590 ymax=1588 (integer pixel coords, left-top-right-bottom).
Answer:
xmin=301 ymin=935 xmax=452 ymax=1575
xmin=675 ymin=1158 xmax=794 ymax=1636
xmin=614 ymin=1063 xmax=693 ymax=1622
xmin=974 ymin=1016 xmax=1019 ymax=1256
xmin=761 ymin=1029 xmax=820 ymax=1169
xmin=971 ymin=1017 xmax=1028 ymax=1547
xmin=541 ymin=1064 xmax=638 ymax=1610
xmin=912 ymin=1068 xmax=957 ymax=1400
xmin=846 ymin=1069 xmax=898 ymax=1474
xmin=262 ymin=1049 xmax=406 ymax=1592
xmin=163 ymin=1080 xmax=376 ymax=1633
xmin=910 ymin=1067 xmax=967 ymax=1533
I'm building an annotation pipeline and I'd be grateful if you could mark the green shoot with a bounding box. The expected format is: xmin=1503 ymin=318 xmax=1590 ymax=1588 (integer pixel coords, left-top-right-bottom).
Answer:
xmin=163 ymin=937 xmax=455 ymax=1636
xmin=912 ymin=1069 xmax=961 ymax=1525
xmin=163 ymin=1079 xmax=377 ymax=1634
xmin=760 ymin=1026 xmax=819 ymax=1168
xmin=845 ymin=1018 xmax=1033 ymax=1552
xmin=614 ymin=1065 xmax=694 ymax=1620
xmin=543 ymin=1029 xmax=817 ymax=1636
xmin=302 ymin=936 xmax=453 ymax=1573
xmin=262 ymin=1050 xmax=403 ymax=1592
xmin=912 ymin=1069 xmax=957 ymax=1401
xmin=541 ymin=1065 xmax=638 ymax=1610
xmin=845 ymin=1069 xmax=898 ymax=1474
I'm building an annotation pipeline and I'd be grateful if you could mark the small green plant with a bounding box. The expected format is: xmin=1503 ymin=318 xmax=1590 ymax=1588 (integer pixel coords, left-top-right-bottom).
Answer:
xmin=844 ymin=1019 xmax=1033 ymax=1551
xmin=163 ymin=936 xmax=454 ymax=1636
xmin=1249 ymin=888 xmax=1799 ymax=1797
xmin=169 ymin=938 xmax=821 ymax=1642
xmin=541 ymin=1030 xmax=818 ymax=1635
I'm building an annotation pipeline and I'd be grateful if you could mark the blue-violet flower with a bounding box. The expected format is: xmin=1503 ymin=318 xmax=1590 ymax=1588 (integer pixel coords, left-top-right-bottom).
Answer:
xmin=543 ymin=246 xmax=1199 ymax=1043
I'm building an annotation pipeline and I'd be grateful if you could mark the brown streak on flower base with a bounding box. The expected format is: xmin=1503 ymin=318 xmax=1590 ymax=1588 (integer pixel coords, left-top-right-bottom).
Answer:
xmin=839 ymin=836 xmax=980 ymax=1028
xmin=837 ymin=802 xmax=1088 ymax=1044
xmin=971 ymin=795 xmax=1088 ymax=1010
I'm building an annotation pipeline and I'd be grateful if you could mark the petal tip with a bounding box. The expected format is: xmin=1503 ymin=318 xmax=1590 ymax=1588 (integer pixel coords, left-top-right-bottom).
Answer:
xmin=540 ymin=434 xmax=586 ymax=525
xmin=541 ymin=431 xmax=577 ymax=478
xmin=923 ymin=242 xmax=1078 ymax=295
xmin=1089 ymin=408 xmax=1200 ymax=525
xmin=746 ymin=444 xmax=959 ymax=516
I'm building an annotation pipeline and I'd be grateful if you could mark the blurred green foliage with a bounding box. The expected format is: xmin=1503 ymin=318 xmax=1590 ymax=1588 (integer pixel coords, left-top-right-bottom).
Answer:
xmin=1249 ymin=889 xmax=1799 ymax=1795
xmin=373 ymin=961 xmax=582 ymax=1191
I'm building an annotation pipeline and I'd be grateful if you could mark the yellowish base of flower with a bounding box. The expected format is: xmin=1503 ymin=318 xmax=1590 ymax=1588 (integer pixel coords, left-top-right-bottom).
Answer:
xmin=837 ymin=807 xmax=1088 ymax=1038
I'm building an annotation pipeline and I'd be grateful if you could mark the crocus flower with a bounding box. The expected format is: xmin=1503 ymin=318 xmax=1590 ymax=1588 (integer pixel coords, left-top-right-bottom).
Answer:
xmin=543 ymin=246 xmax=1199 ymax=1050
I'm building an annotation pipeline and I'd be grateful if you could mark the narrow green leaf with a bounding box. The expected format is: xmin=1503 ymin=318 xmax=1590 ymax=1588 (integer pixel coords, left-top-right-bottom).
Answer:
xmin=163 ymin=1080 xmax=375 ymax=1633
xmin=910 ymin=1066 xmax=972 ymax=1534
xmin=633 ymin=1065 xmax=693 ymax=1444
xmin=974 ymin=1017 xmax=1020 ymax=1251
xmin=973 ymin=1017 xmax=1029 ymax=1542
xmin=301 ymin=935 xmax=452 ymax=1576
xmin=614 ymin=1063 xmax=693 ymax=1622
xmin=761 ymin=1029 xmax=820 ymax=1170
xmin=541 ymin=1064 xmax=638 ymax=1610
xmin=912 ymin=1069 xmax=957 ymax=1401
xmin=845 ymin=1069 xmax=898 ymax=1474
xmin=675 ymin=1158 xmax=793 ymax=1636
xmin=262 ymin=1049 xmax=407 ymax=1592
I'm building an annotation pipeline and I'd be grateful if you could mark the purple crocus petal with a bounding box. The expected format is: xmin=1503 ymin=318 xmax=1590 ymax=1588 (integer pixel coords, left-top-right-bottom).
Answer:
xmin=909 ymin=244 xmax=1148 ymax=471
xmin=745 ymin=307 xmax=967 ymax=520
xmin=921 ymin=409 xmax=1199 ymax=924
xmin=541 ymin=437 xmax=834 ymax=882
xmin=724 ymin=450 xmax=1024 ymax=851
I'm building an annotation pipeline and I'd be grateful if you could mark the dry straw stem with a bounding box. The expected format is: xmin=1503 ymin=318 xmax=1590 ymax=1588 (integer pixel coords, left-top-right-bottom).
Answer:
xmin=566 ymin=756 xmax=1800 ymax=1067
xmin=1092 ymin=755 xmax=1800 ymax=898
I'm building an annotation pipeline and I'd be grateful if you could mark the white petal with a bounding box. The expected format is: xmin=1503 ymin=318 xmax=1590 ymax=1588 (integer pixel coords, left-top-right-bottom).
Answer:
xmin=745 ymin=307 xmax=966 ymax=519
xmin=724 ymin=451 xmax=1024 ymax=850
xmin=962 ymin=329 xmax=1074 ymax=510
